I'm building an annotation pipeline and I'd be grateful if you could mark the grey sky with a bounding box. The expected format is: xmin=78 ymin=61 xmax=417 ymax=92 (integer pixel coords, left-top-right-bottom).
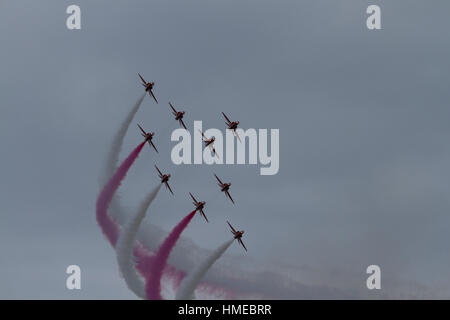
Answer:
xmin=1 ymin=0 xmax=450 ymax=298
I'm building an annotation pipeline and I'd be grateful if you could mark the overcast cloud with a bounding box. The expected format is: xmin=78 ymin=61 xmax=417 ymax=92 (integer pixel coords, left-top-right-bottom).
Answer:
xmin=1 ymin=0 xmax=450 ymax=299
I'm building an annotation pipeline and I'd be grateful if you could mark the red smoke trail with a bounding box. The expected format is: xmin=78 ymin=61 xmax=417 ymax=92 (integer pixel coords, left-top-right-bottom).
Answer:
xmin=96 ymin=141 xmax=145 ymax=247
xmin=96 ymin=140 xmax=191 ymax=297
xmin=96 ymin=141 xmax=233 ymax=298
xmin=145 ymin=210 xmax=197 ymax=300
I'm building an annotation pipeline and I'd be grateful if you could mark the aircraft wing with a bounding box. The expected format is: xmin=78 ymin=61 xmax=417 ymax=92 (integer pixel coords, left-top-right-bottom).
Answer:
xmin=208 ymin=145 xmax=219 ymax=158
xmin=238 ymin=238 xmax=247 ymax=251
xmin=222 ymin=112 xmax=232 ymax=124
xmin=212 ymin=147 xmax=219 ymax=159
xmin=201 ymin=210 xmax=209 ymax=223
xmin=180 ymin=119 xmax=187 ymax=130
xmin=227 ymin=221 xmax=237 ymax=233
xmin=150 ymin=90 xmax=158 ymax=103
xmin=214 ymin=174 xmax=223 ymax=185
xmin=226 ymin=191 xmax=235 ymax=205
xmin=189 ymin=192 xmax=198 ymax=204
xmin=137 ymin=124 xmax=146 ymax=135
xmin=149 ymin=140 xmax=158 ymax=153
xmin=154 ymin=165 xmax=163 ymax=176
xmin=233 ymin=129 xmax=242 ymax=143
xmin=165 ymin=182 xmax=174 ymax=195
xmin=169 ymin=102 xmax=177 ymax=113
xmin=199 ymin=129 xmax=207 ymax=140
xmin=138 ymin=73 xmax=146 ymax=84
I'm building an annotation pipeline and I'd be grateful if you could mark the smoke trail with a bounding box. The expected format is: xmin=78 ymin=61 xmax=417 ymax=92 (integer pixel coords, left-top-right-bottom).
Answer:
xmin=116 ymin=184 xmax=162 ymax=299
xmin=96 ymin=138 xmax=171 ymax=298
xmin=100 ymin=93 xmax=145 ymax=186
xmin=97 ymin=94 xmax=237 ymax=298
xmin=96 ymin=94 xmax=196 ymax=296
xmin=96 ymin=141 xmax=146 ymax=247
xmin=176 ymin=238 xmax=234 ymax=300
xmin=94 ymin=96 xmax=391 ymax=299
xmin=145 ymin=210 xmax=197 ymax=300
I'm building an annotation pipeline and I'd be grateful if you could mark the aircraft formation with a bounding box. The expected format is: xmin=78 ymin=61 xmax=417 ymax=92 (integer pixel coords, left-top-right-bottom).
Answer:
xmin=136 ymin=73 xmax=247 ymax=252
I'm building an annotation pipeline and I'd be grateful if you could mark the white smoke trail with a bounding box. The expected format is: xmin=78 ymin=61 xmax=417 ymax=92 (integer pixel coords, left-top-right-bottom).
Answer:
xmin=116 ymin=183 xmax=162 ymax=299
xmin=176 ymin=239 xmax=234 ymax=300
xmin=100 ymin=93 xmax=146 ymax=186
xmin=99 ymin=94 xmax=367 ymax=299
